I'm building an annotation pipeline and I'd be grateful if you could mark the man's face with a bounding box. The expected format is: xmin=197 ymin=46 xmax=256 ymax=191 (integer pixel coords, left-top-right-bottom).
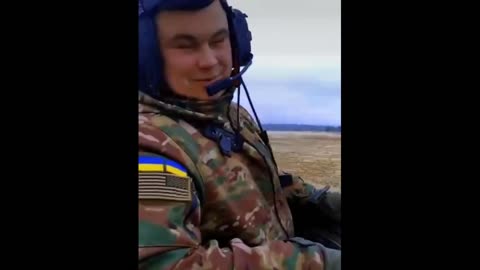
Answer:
xmin=156 ymin=0 xmax=233 ymax=100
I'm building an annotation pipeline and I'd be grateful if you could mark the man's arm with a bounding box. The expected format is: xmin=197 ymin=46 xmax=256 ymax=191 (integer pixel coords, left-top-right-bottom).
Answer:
xmin=280 ymin=172 xmax=339 ymax=221
xmin=279 ymin=171 xmax=341 ymax=249
xmin=139 ymin=153 xmax=341 ymax=270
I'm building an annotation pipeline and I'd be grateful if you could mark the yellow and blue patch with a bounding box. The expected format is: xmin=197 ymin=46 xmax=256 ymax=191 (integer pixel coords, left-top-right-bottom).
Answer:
xmin=138 ymin=155 xmax=188 ymax=177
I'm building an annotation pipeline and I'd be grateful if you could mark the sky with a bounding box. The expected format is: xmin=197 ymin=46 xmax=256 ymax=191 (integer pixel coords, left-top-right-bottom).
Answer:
xmin=228 ymin=0 xmax=341 ymax=126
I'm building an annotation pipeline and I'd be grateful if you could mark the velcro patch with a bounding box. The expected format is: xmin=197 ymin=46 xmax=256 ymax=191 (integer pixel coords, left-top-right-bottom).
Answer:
xmin=138 ymin=156 xmax=188 ymax=177
xmin=139 ymin=172 xmax=192 ymax=202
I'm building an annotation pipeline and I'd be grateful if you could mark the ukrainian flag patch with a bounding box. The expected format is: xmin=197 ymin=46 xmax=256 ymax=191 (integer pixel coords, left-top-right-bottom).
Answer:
xmin=139 ymin=155 xmax=191 ymax=202
xmin=138 ymin=155 xmax=188 ymax=177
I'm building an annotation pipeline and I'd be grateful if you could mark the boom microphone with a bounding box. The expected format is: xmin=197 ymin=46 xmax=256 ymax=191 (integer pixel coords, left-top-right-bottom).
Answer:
xmin=206 ymin=60 xmax=252 ymax=96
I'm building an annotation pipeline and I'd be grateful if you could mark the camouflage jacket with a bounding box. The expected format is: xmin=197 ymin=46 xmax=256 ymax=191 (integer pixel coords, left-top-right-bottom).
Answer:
xmin=138 ymin=92 xmax=341 ymax=269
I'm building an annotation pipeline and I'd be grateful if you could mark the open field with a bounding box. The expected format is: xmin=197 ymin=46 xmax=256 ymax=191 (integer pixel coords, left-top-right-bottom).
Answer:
xmin=268 ymin=131 xmax=341 ymax=191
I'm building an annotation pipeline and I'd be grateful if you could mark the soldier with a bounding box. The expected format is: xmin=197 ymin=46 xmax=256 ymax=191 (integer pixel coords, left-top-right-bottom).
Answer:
xmin=138 ymin=0 xmax=341 ymax=269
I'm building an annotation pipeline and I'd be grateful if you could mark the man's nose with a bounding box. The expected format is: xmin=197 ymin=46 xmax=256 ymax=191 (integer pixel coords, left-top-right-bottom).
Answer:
xmin=197 ymin=45 xmax=219 ymax=69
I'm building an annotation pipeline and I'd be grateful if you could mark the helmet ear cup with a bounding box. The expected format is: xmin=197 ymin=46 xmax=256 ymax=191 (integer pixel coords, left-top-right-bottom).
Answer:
xmin=138 ymin=13 xmax=163 ymax=97
xmin=221 ymin=0 xmax=253 ymax=68
xmin=230 ymin=8 xmax=253 ymax=67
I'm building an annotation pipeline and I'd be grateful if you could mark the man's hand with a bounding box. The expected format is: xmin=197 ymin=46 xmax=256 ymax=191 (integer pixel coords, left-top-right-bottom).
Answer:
xmin=289 ymin=186 xmax=341 ymax=249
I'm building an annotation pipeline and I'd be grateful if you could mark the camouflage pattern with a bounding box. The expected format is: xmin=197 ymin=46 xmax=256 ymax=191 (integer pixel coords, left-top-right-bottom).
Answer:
xmin=139 ymin=91 xmax=341 ymax=269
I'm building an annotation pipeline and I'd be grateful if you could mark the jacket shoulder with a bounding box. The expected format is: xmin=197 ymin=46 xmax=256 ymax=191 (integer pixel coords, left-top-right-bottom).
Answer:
xmin=139 ymin=112 xmax=206 ymax=203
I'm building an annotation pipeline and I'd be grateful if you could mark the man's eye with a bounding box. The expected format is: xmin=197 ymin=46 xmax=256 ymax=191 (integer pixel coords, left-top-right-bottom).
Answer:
xmin=175 ymin=43 xmax=195 ymax=49
xmin=211 ymin=37 xmax=226 ymax=46
xmin=175 ymin=44 xmax=193 ymax=49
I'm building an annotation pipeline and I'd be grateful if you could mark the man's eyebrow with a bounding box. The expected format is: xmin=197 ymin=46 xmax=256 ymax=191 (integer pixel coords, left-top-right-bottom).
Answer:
xmin=210 ymin=28 xmax=229 ymax=40
xmin=170 ymin=34 xmax=197 ymax=43
xmin=168 ymin=28 xmax=229 ymax=44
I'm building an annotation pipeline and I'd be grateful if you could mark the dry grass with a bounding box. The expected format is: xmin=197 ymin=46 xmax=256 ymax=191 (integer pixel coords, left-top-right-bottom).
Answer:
xmin=268 ymin=131 xmax=341 ymax=192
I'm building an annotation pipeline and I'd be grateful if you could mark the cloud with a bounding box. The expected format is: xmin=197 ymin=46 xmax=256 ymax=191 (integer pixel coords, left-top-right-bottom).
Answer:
xmin=234 ymin=76 xmax=341 ymax=126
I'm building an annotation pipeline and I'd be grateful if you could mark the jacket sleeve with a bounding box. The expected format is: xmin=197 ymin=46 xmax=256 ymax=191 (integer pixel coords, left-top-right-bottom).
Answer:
xmin=139 ymin=153 xmax=341 ymax=270
xmin=279 ymin=171 xmax=318 ymax=203
xmin=280 ymin=171 xmax=340 ymax=223
xmin=279 ymin=171 xmax=341 ymax=249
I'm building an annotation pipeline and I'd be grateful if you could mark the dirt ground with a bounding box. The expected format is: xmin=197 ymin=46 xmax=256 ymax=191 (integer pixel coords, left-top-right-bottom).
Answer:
xmin=268 ymin=131 xmax=341 ymax=192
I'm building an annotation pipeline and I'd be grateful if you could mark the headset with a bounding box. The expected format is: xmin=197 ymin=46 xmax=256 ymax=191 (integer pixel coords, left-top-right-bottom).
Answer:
xmin=138 ymin=0 xmax=254 ymax=98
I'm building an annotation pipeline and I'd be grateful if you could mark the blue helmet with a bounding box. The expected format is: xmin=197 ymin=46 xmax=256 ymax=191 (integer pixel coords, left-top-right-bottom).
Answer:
xmin=138 ymin=0 xmax=253 ymax=99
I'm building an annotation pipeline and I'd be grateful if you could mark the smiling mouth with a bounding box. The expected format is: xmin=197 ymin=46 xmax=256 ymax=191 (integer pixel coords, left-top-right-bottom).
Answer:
xmin=193 ymin=76 xmax=221 ymax=85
